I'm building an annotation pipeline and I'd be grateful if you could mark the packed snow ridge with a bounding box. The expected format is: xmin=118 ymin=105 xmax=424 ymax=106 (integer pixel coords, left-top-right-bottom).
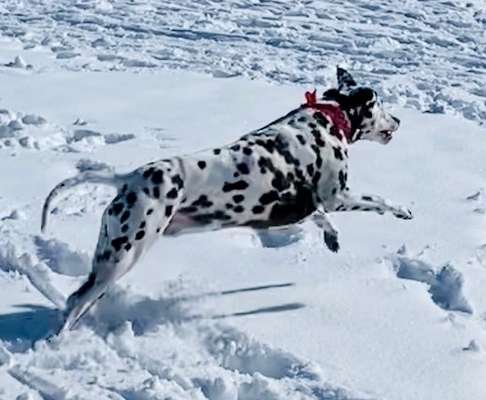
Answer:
xmin=0 ymin=0 xmax=486 ymax=125
xmin=0 ymin=107 xmax=134 ymax=151
xmin=389 ymin=246 xmax=473 ymax=314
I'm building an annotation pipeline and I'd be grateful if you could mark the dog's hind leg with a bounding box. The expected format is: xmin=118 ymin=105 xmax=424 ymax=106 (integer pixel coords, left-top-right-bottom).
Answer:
xmin=60 ymin=187 xmax=180 ymax=333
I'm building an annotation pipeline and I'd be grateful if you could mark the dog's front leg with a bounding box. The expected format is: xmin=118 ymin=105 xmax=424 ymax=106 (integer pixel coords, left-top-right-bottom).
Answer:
xmin=332 ymin=192 xmax=413 ymax=220
xmin=311 ymin=211 xmax=340 ymax=252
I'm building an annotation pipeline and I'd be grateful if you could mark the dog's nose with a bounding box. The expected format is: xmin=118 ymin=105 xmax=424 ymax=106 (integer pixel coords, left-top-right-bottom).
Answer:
xmin=392 ymin=115 xmax=400 ymax=126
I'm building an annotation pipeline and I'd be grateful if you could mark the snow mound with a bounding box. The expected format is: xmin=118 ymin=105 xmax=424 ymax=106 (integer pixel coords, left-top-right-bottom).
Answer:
xmin=4 ymin=55 xmax=32 ymax=69
xmin=0 ymin=107 xmax=134 ymax=152
xmin=0 ymin=242 xmax=66 ymax=309
xmin=389 ymin=247 xmax=473 ymax=314
xmin=34 ymin=236 xmax=90 ymax=277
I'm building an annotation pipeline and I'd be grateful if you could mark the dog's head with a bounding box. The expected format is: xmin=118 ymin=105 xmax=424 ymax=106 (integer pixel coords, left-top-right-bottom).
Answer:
xmin=323 ymin=67 xmax=400 ymax=144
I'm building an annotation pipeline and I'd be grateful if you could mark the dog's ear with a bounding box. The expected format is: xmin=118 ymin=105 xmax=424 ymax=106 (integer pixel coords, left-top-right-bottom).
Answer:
xmin=337 ymin=67 xmax=357 ymax=94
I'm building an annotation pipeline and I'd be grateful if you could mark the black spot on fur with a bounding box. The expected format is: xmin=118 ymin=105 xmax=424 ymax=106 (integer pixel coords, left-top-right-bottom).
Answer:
xmin=111 ymin=236 xmax=128 ymax=252
xmin=296 ymin=135 xmax=306 ymax=145
xmin=233 ymin=205 xmax=244 ymax=213
xmin=213 ymin=148 xmax=221 ymax=155
xmin=306 ymin=164 xmax=315 ymax=177
xmin=121 ymin=224 xmax=129 ymax=233
xmin=197 ymin=161 xmax=207 ymax=169
xmin=135 ymin=231 xmax=145 ymax=240
xmin=268 ymin=184 xmax=316 ymax=226
xmin=333 ymin=147 xmax=344 ymax=160
xmin=125 ymin=243 xmax=132 ymax=251
xmin=165 ymin=205 xmax=173 ymax=217
xmin=362 ymin=195 xmax=373 ymax=201
xmin=230 ymin=144 xmax=241 ymax=152
xmin=271 ymin=171 xmax=290 ymax=191
xmin=243 ymin=147 xmax=253 ymax=156
xmin=192 ymin=211 xmax=231 ymax=223
xmin=153 ymin=186 xmax=160 ymax=199
xmin=146 ymin=208 xmax=153 ymax=215
xmin=330 ymin=126 xmax=343 ymax=141
xmin=236 ymin=162 xmax=250 ymax=175
xmin=143 ymin=188 xmax=150 ymax=195
xmin=338 ymin=170 xmax=347 ymax=191
xmin=167 ymin=188 xmax=178 ymax=199
xmin=255 ymin=139 xmax=275 ymax=154
xmin=311 ymin=129 xmax=325 ymax=147
xmin=257 ymin=157 xmax=275 ymax=174
xmin=126 ymin=192 xmax=137 ymax=207
xmin=121 ymin=184 xmax=128 ymax=193
xmin=171 ymin=175 xmax=184 ymax=189
xmin=180 ymin=206 xmax=198 ymax=213
xmin=252 ymin=205 xmax=265 ymax=214
xmin=259 ymin=190 xmax=279 ymax=205
xmin=96 ymin=250 xmax=112 ymax=263
xmin=222 ymin=180 xmax=249 ymax=192
xmin=151 ymin=170 xmax=163 ymax=184
xmin=120 ymin=210 xmax=130 ymax=224
xmin=192 ymin=195 xmax=213 ymax=208
xmin=313 ymin=112 xmax=329 ymax=128
xmin=139 ymin=221 xmax=146 ymax=229
xmin=143 ymin=167 xmax=154 ymax=178
xmin=112 ymin=203 xmax=124 ymax=216
xmin=233 ymin=194 xmax=244 ymax=203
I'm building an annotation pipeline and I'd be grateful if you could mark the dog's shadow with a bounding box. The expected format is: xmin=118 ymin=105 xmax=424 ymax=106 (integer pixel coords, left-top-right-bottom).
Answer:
xmin=0 ymin=304 xmax=62 ymax=345
xmin=0 ymin=282 xmax=305 ymax=342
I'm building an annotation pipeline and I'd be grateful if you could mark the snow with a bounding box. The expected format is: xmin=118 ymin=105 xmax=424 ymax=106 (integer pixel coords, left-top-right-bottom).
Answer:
xmin=0 ymin=2 xmax=485 ymax=399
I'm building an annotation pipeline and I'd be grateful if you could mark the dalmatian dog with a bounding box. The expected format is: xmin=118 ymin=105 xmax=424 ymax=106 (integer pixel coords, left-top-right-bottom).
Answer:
xmin=41 ymin=67 xmax=412 ymax=333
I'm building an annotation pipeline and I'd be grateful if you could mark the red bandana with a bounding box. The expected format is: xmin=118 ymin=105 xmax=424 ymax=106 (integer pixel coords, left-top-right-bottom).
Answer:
xmin=304 ymin=90 xmax=352 ymax=142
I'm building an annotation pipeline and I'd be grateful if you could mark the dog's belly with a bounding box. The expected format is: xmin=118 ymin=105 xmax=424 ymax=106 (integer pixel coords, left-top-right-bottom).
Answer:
xmin=164 ymin=182 xmax=317 ymax=236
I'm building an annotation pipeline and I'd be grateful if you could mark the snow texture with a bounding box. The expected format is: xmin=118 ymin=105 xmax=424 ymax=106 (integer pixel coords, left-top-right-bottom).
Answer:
xmin=0 ymin=0 xmax=486 ymax=125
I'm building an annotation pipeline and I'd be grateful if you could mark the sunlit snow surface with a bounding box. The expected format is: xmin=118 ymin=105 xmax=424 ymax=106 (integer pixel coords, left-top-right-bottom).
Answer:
xmin=0 ymin=2 xmax=485 ymax=400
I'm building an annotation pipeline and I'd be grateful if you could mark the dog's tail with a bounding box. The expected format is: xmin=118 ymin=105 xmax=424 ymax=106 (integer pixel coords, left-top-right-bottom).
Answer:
xmin=41 ymin=168 xmax=128 ymax=233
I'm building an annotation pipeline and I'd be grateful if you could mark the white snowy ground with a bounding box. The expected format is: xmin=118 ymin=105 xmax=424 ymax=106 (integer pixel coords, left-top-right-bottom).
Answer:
xmin=0 ymin=1 xmax=485 ymax=398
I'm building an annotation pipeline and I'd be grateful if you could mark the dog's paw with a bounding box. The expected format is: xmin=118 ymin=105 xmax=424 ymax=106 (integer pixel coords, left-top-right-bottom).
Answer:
xmin=324 ymin=230 xmax=340 ymax=253
xmin=393 ymin=207 xmax=413 ymax=220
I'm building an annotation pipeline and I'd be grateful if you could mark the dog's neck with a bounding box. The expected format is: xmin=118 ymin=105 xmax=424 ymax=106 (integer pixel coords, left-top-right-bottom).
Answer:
xmin=302 ymin=91 xmax=355 ymax=143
